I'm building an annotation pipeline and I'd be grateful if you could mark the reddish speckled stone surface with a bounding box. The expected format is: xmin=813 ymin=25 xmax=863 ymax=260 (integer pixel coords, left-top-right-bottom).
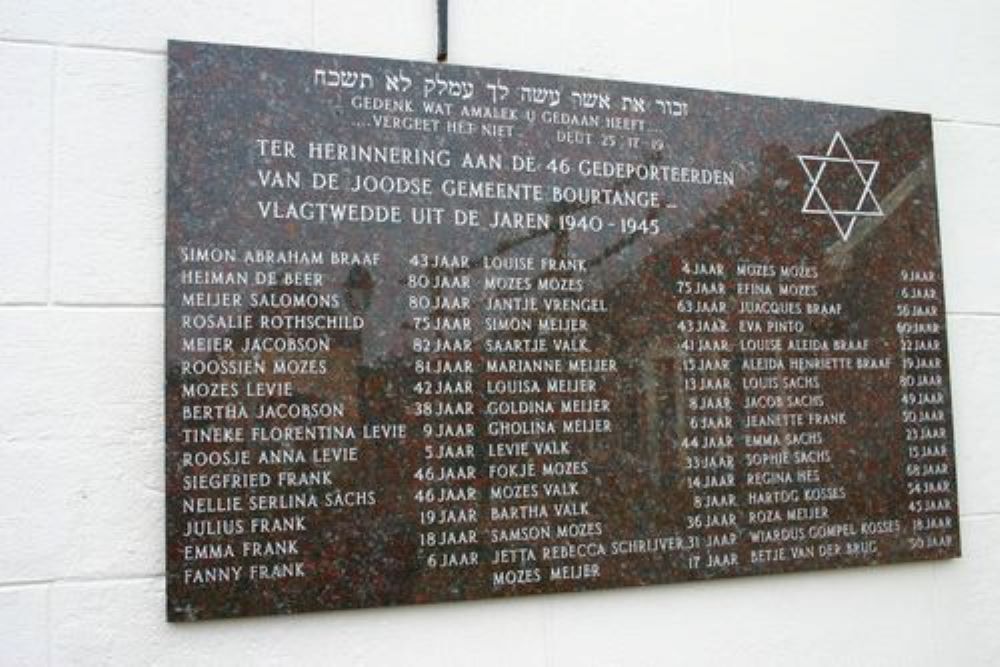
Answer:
xmin=166 ymin=41 xmax=959 ymax=622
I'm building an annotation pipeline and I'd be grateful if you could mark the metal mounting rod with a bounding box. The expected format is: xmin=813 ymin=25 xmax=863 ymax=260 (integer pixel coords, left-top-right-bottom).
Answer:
xmin=437 ymin=0 xmax=448 ymax=62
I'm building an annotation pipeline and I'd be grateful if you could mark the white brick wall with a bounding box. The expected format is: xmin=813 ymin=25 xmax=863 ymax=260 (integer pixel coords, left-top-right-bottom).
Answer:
xmin=0 ymin=43 xmax=51 ymax=304
xmin=0 ymin=1 xmax=997 ymax=664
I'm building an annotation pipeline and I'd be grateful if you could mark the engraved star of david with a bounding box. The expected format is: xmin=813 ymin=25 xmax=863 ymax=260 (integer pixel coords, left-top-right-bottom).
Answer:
xmin=797 ymin=131 xmax=884 ymax=241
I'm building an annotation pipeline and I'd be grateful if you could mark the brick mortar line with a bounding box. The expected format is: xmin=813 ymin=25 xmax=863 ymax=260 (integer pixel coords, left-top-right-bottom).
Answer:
xmin=933 ymin=118 xmax=1000 ymax=130
xmin=43 ymin=582 xmax=51 ymax=667
xmin=0 ymin=305 xmax=164 ymax=311
xmin=0 ymin=36 xmax=166 ymax=57
xmin=46 ymin=47 xmax=56 ymax=306
xmin=0 ymin=574 xmax=162 ymax=590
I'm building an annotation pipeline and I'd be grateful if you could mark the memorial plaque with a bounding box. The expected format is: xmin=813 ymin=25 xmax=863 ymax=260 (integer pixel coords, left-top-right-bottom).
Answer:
xmin=166 ymin=40 xmax=961 ymax=621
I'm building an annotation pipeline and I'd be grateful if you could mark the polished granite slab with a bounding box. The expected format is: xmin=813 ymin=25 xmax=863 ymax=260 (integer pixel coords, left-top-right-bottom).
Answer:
xmin=165 ymin=41 xmax=959 ymax=621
